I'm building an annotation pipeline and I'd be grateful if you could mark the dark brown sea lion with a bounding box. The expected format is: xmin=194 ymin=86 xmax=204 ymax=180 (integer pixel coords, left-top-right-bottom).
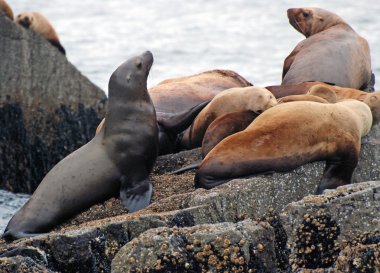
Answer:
xmin=15 ymin=11 xmax=66 ymax=55
xmin=0 ymin=0 xmax=13 ymax=20
xmin=282 ymin=7 xmax=372 ymax=90
xmin=180 ymin=86 xmax=277 ymax=149
xmin=195 ymin=100 xmax=372 ymax=194
xmin=3 ymin=51 xmax=158 ymax=240
xmin=97 ymin=69 xmax=252 ymax=154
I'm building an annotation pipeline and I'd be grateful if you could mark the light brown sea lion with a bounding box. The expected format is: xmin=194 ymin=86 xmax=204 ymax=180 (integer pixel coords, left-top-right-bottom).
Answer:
xmin=282 ymin=7 xmax=372 ymax=90
xmin=195 ymin=100 xmax=372 ymax=194
xmin=15 ymin=11 xmax=65 ymax=55
xmin=3 ymin=51 xmax=158 ymax=240
xmin=277 ymin=94 xmax=329 ymax=104
xmin=0 ymin=0 xmax=13 ymax=20
xmin=180 ymin=86 xmax=277 ymax=149
xmin=309 ymin=83 xmax=380 ymax=123
xmin=266 ymin=82 xmax=327 ymax=98
xmin=97 ymin=69 xmax=252 ymax=154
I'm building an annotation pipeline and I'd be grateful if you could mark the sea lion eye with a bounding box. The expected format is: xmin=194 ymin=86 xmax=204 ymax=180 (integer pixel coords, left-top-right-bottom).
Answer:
xmin=303 ymin=12 xmax=310 ymax=18
xmin=135 ymin=60 xmax=142 ymax=69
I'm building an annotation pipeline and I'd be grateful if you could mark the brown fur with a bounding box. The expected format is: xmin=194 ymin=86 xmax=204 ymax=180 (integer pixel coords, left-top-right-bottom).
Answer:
xmin=180 ymin=86 xmax=277 ymax=149
xmin=15 ymin=11 xmax=65 ymax=54
xmin=0 ymin=0 xmax=13 ymax=20
xmin=201 ymin=110 xmax=258 ymax=158
xmin=278 ymin=94 xmax=329 ymax=104
xmin=282 ymin=8 xmax=372 ymax=90
xmin=196 ymin=100 xmax=372 ymax=193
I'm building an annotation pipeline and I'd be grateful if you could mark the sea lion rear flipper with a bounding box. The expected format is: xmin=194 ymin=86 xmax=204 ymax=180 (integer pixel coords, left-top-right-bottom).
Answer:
xmin=120 ymin=177 xmax=153 ymax=213
xmin=171 ymin=160 xmax=201 ymax=174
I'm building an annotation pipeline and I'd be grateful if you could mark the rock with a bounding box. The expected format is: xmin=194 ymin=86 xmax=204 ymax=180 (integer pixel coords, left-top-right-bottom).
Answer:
xmin=0 ymin=255 xmax=54 ymax=273
xmin=111 ymin=219 xmax=277 ymax=273
xmin=281 ymin=181 xmax=380 ymax=271
xmin=0 ymin=13 xmax=107 ymax=193
xmin=0 ymin=126 xmax=379 ymax=272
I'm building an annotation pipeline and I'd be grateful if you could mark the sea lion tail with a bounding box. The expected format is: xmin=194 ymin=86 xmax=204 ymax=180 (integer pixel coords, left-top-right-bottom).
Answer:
xmin=120 ymin=178 xmax=153 ymax=213
xmin=157 ymin=100 xmax=211 ymax=134
xmin=171 ymin=160 xmax=201 ymax=174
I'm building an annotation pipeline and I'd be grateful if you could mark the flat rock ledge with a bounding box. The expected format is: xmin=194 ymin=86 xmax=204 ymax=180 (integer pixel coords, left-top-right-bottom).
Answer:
xmin=0 ymin=119 xmax=379 ymax=273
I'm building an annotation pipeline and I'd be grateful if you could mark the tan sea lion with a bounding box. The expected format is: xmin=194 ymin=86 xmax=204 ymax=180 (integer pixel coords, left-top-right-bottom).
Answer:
xmin=15 ymin=11 xmax=66 ymax=55
xmin=3 ymin=51 xmax=158 ymax=240
xmin=282 ymin=7 xmax=372 ymax=90
xmin=180 ymin=86 xmax=277 ymax=149
xmin=309 ymin=83 xmax=380 ymax=123
xmin=0 ymin=0 xmax=13 ymax=20
xmin=195 ymin=100 xmax=372 ymax=194
xmin=277 ymin=94 xmax=329 ymax=104
xmin=97 ymin=69 xmax=252 ymax=154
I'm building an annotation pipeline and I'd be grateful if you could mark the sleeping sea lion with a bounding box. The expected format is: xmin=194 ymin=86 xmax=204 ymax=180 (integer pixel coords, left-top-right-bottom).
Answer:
xmin=3 ymin=51 xmax=158 ymax=240
xmin=15 ymin=11 xmax=66 ymax=55
xmin=97 ymin=69 xmax=252 ymax=154
xmin=282 ymin=7 xmax=372 ymax=90
xmin=195 ymin=100 xmax=373 ymax=194
xmin=180 ymin=86 xmax=277 ymax=149
xmin=0 ymin=0 xmax=13 ymax=20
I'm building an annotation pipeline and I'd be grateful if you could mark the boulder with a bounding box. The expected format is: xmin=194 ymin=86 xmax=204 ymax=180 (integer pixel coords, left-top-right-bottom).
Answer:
xmin=0 ymin=14 xmax=107 ymax=193
xmin=111 ymin=220 xmax=277 ymax=273
xmin=281 ymin=181 xmax=380 ymax=271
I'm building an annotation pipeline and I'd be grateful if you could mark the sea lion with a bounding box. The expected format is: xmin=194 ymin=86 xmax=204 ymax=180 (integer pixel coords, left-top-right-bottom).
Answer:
xmin=202 ymin=110 xmax=258 ymax=158
xmin=282 ymin=7 xmax=372 ymax=90
xmin=277 ymin=94 xmax=329 ymax=104
xmin=0 ymin=0 xmax=13 ymax=20
xmin=180 ymin=86 xmax=277 ymax=149
xmin=15 ymin=11 xmax=66 ymax=55
xmin=3 ymin=51 xmax=158 ymax=240
xmin=309 ymin=83 xmax=380 ymax=123
xmin=195 ymin=100 xmax=372 ymax=194
xmin=97 ymin=69 xmax=252 ymax=154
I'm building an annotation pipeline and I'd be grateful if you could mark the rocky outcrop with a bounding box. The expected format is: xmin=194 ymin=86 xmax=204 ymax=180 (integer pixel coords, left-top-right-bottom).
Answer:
xmin=282 ymin=181 xmax=380 ymax=272
xmin=0 ymin=14 xmax=107 ymax=193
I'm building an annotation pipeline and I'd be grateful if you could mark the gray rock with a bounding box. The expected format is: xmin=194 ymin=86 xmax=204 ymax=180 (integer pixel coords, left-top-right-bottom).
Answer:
xmin=111 ymin=219 xmax=277 ymax=273
xmin=0 ymin=14 xmax=107 ymax=193
xmin=281 ymin=181 xmax=380 ymax=270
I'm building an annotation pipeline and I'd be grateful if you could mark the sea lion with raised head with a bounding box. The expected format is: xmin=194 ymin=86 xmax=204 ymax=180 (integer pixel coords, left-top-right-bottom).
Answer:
xmin=180 ymin=86 xmax=277 ymax=149
xmin=97 ymin=69 xmax=252 ymax=154
xmin=0 ymin=0 xmax=13 ymax=20
xmin=282 ymin=7 xmax=372 ymax=90
xmin=195 ymin=100 xmax=372 ymax=194
xmin=15 ymin=11 xmax=66 ymax=55
xmin=3 ymin=51 xmax=158 ymax=240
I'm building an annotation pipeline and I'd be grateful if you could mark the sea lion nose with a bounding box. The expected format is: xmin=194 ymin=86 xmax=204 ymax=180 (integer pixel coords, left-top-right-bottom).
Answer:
xmin=19 ymin=17 xmax=31 ymax=28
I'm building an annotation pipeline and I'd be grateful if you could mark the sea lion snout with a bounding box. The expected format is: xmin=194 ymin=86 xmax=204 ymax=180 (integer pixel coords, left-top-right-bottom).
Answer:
xmin=17 ymin=15 xmax=31 ymax=28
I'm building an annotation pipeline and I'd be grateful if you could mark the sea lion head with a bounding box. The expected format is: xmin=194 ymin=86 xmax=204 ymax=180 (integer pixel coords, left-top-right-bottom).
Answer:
xmin=15 ymin=12 xmax=34 ymax=28
xmin=307 ymin=84 xmax=338 ymax=103
xmin=287 ymin=7 xmax=345 ymax=37
xmin=108 ymin=51 xmax=153 ymax=99
xmin=364 ymin=93 xmax=380 ymax=124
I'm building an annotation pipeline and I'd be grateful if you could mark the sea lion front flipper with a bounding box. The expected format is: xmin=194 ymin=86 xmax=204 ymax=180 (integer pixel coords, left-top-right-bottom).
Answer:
xmin=157 ymin=100 xmax=211 ymax=134
xmin=2 ymin=230 xmax=45 ymax=242
xmin=120 ymin=177 xmax=153 ymax=213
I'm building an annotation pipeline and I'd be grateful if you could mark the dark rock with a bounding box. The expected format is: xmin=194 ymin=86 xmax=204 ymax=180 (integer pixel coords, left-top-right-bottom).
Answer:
xmin=0 ymin=255 xmax=54 ymax=273
xmin=0 ymin=14 xmax=107 ymax=193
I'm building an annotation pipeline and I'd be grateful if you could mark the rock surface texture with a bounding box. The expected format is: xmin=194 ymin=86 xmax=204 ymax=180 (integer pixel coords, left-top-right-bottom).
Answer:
xmin=0 ymin=14 xmax=107 ymax=193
